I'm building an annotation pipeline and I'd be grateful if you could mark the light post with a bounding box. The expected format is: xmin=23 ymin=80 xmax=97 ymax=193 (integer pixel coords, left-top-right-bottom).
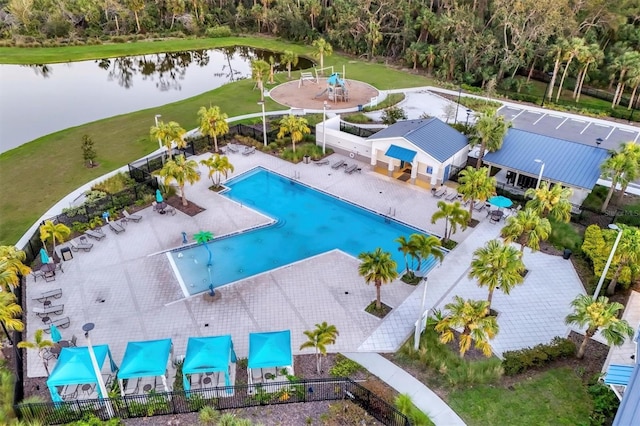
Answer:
xmin=414 ymin=274 xmax=428 ymax=351
xmin=454 ymin=86 xmax=462 ymax=124
xmin=82 ymin=323 xmax=114 ymax=418
xmin=322 ymin=101 xmax=328 ymax=154
xmin=596 ymin=138 xmax=603 ymax=147
xmin=593 ymin=224 xmax=623 ymax=300
xmin=534 ymin=159 xmax=545 ymax=190
xmin=465 ymin=109 xmax=472 ymax=127
xmin=154 ymin=114 xmax=162 ymax=150
xmin=257 ymin=101 xmax=267 ymax=147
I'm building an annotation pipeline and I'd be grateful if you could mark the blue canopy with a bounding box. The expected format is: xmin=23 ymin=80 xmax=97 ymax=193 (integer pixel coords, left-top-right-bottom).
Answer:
xmin=248 ymin=330 xmax=292 ymax=369
xmin=117 ymin=338 xmax=172 ymax=379
xmin=182 ymin=335 xmax=237 ymax=392
xmin=385 ymin=145 xmax=417 ymax=163
xmin=46 ymin=345 xmax=117 ymax=403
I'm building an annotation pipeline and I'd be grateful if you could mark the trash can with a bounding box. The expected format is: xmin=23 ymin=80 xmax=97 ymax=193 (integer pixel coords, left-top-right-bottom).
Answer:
xmin=358 ymin=105 xmax=363 ymax=111
xmin=303 ymin=155 xmax=310 ymax=164
xmin=61 ymin=247 xmax=73 ymax=261
xmin=563 ymin=249 xmax=572 ymax=260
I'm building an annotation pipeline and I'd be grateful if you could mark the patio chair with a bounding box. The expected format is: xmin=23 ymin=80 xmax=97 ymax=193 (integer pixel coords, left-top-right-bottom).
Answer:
xmin=331 ymin=159 xmax=345 ymax=169
xmin=70 ymin=335 xmax=77 ymax=347
xmin=124 ymin=377 xmax=140 ymax=395
xmin=226 ymin=143 xmax=239 ymax=153
xmin=54 ymin=261 xmax=64 ymax=273
xmin=473 ymin=201 xmax=484 ymax=212
xmin=108 ymin=220 xmax=125 ymax=234
xmin=31 ymin=270 xmax=45 ymax=282
xmin=33 ymin=288 xmax=62 ymax=303
xmin=434 ymin=187 xmax=447 ymax=198
xmin=242 ymin=146 xmax=256 ymax=156
xmin=313 ymin=159 xmax=329 ymax=166
xmin=61 ymin=384 xmax=79 ymax=400
xmin=70 ymin=239 xmax=93 ymax=252
xmin=42 ymin=348 xmax=57 ymax=361
xmin=344 ymin=164 xmax=358 ymax=174
xmin=164 ymin=206 xmax=177 ymax=216
xmin=123 ymin=209 xmax=142 ymax=223
xmin=84 ymin=229 xmax=105 ymax=240
xmin=489 ymin=212 xmax=501 ymax=224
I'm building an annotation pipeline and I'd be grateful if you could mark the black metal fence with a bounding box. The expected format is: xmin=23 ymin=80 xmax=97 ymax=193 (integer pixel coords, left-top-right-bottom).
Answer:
xmin=15 ymin=378 xmax=410 ymax=425
xmin=340 ymin=122 xmax=383 ymax=138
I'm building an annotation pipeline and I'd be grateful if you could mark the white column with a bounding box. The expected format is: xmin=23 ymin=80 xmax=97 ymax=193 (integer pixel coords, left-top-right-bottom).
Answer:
xmin=410 ymin=160 xmax=418 ymax=184
xmin=387 ymin=160 xmax=395 ymax=177
xmin=370 ymin=148 xmax=378 ymax=166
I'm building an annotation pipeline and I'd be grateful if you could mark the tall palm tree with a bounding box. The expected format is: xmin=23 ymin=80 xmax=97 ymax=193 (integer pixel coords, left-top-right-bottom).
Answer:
xmin=277 ymin=115 xmax=310 ymax=153
xmin=150 ymin=120 xmax=186 ymax=158
xmin=0 ymin=246 xmax=30 ymax=291
xmin=200 ymin=154 xmax=234 ymax=188
xmin=525 ymin=182 xmax=573 ymax=222
xmin=394 ymin=236 xmax=415 ymax=274
xmin=556 ymin=37 xmax=585 ymax=102
xmin=601 ymin=142 xmax=640 ymax=212
xmin=312 ymin=38 xmax=333 ymax=72
xmin=358 ymin=248 xmax=398 ymax=310
xmin=545 ymin=38 xmax=568 ymax=101
xmin=18 ymin=329 xmax=54 ymax=375
xmin=611 ymin=51 xmax=640 ymax=108
xmin=574 ymin=43 xmax=604 ymax=102
xmin=198 ymin=106 xmax=229 ymax=153
xmin=431 ymin=201 xmax=470 ymax=243
xmin=299 ymin=322 xmax=339 ymax=374
xmin=565 ymin=295 xmax=633 ymax=359
xmin=615 ymin=142 xmax=640 ymax=203
xmin=457 ymin=166 xmax=497 ymax=223
xmin=501 ymin=208 xmax=551 ymax=256
xmin=0 ymin=291 xmax=23 ymax=347
xmin=435 ymin=296 xmax=498 ymax=358
xmin=626 ymin=70 xmax=640 ymax=110
xmin=156 ymin=154 xmax=201 ymax=206
xmin=39 ymin=220 xmax=71 ymax=258
xmin=409 ymin=234 xmax=444 ymax=272
xmin=469 ymin=239 xmax=525 ymax=309
xmin=251 ymin=59 xmax=270 ymax=102
xmin=471 ymin=110 xmax=511 ymax=169
xmin=606 ymin=226 xmax=640 ymax=295
xmin=280 ymin=50 xmax=298 ymax=80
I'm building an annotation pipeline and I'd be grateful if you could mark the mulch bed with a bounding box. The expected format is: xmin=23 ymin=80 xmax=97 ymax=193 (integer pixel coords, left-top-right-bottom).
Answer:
xmin=166 ymin=196 xmax=205 ymax=217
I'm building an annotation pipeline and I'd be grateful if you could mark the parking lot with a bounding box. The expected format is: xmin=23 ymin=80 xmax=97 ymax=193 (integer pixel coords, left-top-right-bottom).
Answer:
xmin=498 ymin=106 xmax=640 ymax=151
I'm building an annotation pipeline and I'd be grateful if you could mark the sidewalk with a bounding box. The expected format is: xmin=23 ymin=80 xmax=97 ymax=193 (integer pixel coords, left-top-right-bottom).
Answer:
xmin=342 ymin=352 xmax=466 ymax=426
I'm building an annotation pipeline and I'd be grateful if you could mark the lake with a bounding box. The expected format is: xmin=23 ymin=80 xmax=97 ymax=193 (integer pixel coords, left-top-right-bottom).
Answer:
xmin=0 ymin=47 xmax=313 ymax=153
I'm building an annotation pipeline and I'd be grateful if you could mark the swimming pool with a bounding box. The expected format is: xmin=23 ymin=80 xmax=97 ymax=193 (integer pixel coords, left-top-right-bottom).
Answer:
xmin=169 ymin=168 xmax=442 ymax=296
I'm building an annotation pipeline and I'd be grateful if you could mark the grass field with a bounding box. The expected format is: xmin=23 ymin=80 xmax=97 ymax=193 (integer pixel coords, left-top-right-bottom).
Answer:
xmin=0 ymin=36 xmax=434 ymax=245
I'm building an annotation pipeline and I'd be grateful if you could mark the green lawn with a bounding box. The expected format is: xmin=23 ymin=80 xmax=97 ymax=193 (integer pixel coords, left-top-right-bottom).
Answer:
xmin=0 ymin=36 xmax=434 ymax=245
xmin=448 ymin=368 xmax=592 ymax=426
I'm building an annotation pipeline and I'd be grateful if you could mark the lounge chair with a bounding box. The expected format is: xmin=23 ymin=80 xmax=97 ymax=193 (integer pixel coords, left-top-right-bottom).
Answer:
xmin=84 ymin=228 xmax=105 ymax=240
xmin=108 ymin=220 xmax=125 ymax=234
xmin=434 ymin=187 xmax=447 ymax=198
xmin=33 ymin=288 xmax=62 ymax=303
xmin=123 ymin=209 xmax=142 ymax=222
xmin=164 ymin=206 xmax=176 ymax=216
xmin=70 ymin=239 xmax=93 ymax=252
xmin=345 ymin=164 xmax=358 ymax=174
xmin=50 ymin=317 xmax=70 ymax=329
xmin=54 ymin=261 xmax=63 ymax=273
xmin=31 ymin=270 xmax=45 ymax=282
xmin=331 ymin=159 xmax=345 ymax=169
xmin=226 ymin=143 xmax=239 ymax=153
xmin=61 ymin=384 xmax=79 ymax=400
xmin=33 ymin=304 xmax=64 ymax=317
xmin=124 ymin=377 xmax=140 ymax=395
xmin=445 ymin=191 xmax=458 ymax=201
xmin=242 ymin=146 xmax=256 ymax=156
xmin=313 ymin=159 xmax=329 ymax=166
xmin=473 ymin=201 xmax=484 ymax=212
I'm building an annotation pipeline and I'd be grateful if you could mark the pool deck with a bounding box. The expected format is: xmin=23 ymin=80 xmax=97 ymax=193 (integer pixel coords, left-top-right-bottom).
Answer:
xmin=26 ymin=149 xmax=588 ymax=382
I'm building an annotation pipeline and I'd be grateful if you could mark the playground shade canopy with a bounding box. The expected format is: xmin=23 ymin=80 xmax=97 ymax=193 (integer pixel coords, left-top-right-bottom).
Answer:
xmin=182 ymin=335 xmax=237 ymax=391
xmin=117 ymin=338 xmax=172 ymax=395
xmin=248 ymin=330 xmax=292 ymax=370
xmin=47 ymin=345 xmax=117 ymax=403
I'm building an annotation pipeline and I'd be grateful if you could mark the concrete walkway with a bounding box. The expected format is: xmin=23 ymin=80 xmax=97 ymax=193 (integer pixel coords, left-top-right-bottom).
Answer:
xmin=343 ymin=352 xmax=466 ymax=426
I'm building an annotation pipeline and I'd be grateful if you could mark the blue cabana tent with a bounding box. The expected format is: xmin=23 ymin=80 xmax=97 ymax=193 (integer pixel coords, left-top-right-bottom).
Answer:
xmin=46 ymin=345 xmax=117 ymax=403
xmin=182 ymin=335 xmax=237 ymax=393
xmin=247 ymin=330 xmax=293 ymax=385
xmin=117 ymin=338 xmax=172 ymax=396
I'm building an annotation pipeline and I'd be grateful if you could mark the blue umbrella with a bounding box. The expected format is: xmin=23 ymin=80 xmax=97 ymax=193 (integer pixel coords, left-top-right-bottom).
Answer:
xmin=39 ymin=248 xmax=50 ymax=264
xmin=488 ymin=195 xmax=513 ymax=209
xmin=156 ymin=189 xmax=164 ymax=203
xmin=50 ymin=324 xmax=62 ymax=343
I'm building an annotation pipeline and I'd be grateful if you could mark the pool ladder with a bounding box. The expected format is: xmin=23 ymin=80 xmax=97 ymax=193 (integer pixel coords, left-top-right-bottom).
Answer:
xmin=385 ymin=207 xmax=396 ymax=223
xmin=292 ymin=171 xmax=301 ymax=180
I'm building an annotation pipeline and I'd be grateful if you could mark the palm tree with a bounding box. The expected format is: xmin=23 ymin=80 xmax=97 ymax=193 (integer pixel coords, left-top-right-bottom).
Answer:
xmin=280 ymin=50 xmax=298 ymax=80
xmin=501 ymin=208 xmax=551 ymax=256
xmin=626 ymin=70 xmax=640 ymax=110
xmin=409 ymin=234 xmax=444 ymax=272
xmin=574 ymin=43 xmax=604 ymax=102
xmin=611 ymin=51 xmax=640 ymax=108
xmin=457 ymin=166 xmax=497 ymax=223
xmin=277 ymin=115 xmax=310 ymax=154
xmin=545 ymin=38 xmax=568 ymax=101
xmin=299 ymin=322 xmax=339 ymax=374
xmin=525 ymin=182 xmax=573 ymax=222
xmin=312 ymin=38 xmax=333 ymax=73
xmin=18 ymin=329 xmax=54 ymax=375
xmin=605 ymin=226 xmax=640 ymax=295
xmin=156 ymin=154 xmax=201 ymax=206
xmin=435 ymin=296 xmax=498 ymax=358
xmin=200 ymin=154 xmax=234 ymax=188
xmin=358 ymin=248 xmax=398 ymax=310
xmin=615 ymin=142 xmax=640 ymax=203
xmin=601 ymin=142 xmax=640 ymax=212
xmin=471 ymin=110 xmax=511 ymax=169
xmin=150 ymin=120 xmax=186 ymax=158
xmin=0 ymin=246 xmax=30 ymax=291
xmin=0 ymin=291 xmax=23 ymax=347
xmin=39 ymin=220 xmax=71 ymax=258
xmin=395 ymin=236 xmax=416 ymax=275
xmin=198 ymin=106 xmax=229 ymax=153
xmin=565 ymin=295 xmax=633 ymax=359
xmin=431 ymin=201 xmax=470 ymax=243
xmin=251 ymin=59 xmax=270 ymax=102
xmin=556 ymin=37 xmax=585 ymax=102
xmin=469 ymin=240 xmax=525 ymax=309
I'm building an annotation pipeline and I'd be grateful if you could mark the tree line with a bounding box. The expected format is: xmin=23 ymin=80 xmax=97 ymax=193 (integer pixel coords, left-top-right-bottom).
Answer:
xmin=2 ymin=0 xmax=639 ymax=102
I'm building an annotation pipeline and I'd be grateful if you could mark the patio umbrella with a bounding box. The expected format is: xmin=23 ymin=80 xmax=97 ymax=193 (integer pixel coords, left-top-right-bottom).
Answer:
xmin=39 ymin=248 xmax=50 ymax=264
xmin=488 ymin=195 xmax=513 ymax=209
xmin=155 ymin=189 xmax=164 ymax=203
xmin=49 ymin=324 xmax=62 ymax=343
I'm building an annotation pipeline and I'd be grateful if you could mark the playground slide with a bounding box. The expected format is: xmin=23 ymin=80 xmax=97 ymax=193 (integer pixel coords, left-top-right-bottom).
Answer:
xmin=315 ymin=88 xmax=328 ymax=98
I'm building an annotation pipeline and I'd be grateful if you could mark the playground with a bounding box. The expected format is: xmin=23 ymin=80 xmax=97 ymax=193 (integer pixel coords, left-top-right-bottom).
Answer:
xmin=269 ymin=70 xmax=380 ymax=111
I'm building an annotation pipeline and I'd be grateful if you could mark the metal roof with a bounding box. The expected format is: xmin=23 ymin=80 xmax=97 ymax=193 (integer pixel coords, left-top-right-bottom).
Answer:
xmin=482 ymin=129 xmax=610 ymax=189
xmin=368 ymin=118 xmax=468 ymax=162
xmin=614 ymin=364 xmax=640 ymax=425
xmin=385 ymin=145 xmax=417 ymax=163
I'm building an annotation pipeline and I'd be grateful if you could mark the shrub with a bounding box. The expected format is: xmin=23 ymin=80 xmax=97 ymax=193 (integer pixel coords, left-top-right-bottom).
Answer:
xmin=342 ymin=112 xmax=374 ymax=124
xmin=92 ymin=173 xmax=135 ymax=194
xmin=205 ymin=26 xmax=232 ymax=38
xmin=588 ymin=377 xmax=619 ymax=425
xmin=502 ymin=337 xmax=576 ymax=376
xmin=329 ymin=354 xmax=363 ymax=377
xmin=382 ymin=106 xmax=408 ymax=124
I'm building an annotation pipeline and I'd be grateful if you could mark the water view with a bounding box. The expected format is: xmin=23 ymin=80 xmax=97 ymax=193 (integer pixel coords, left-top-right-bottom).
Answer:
xmin=0 ymin=47 xmax=313 ymax=153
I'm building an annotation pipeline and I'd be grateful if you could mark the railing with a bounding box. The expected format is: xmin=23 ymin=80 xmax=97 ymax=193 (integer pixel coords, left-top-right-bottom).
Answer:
xmin=340 ymin=122 xmax=383 ymax=138
xmin=15 ymin=378 xmax=410 ymax=425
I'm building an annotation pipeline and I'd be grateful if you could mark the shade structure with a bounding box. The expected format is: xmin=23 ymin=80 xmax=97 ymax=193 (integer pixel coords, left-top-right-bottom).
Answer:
xmin=155 ymin=189 xmax=164 ymax=203
xmin=117 ymin=338 xmax=172 ymax=396
xmin=182 ymin=335 xmax=237 ymax=393
xmin=385 ymin=145 xmax=417 ymax=163
xmin=50 ymin=324 xmax=62 ymax=343
xmin=47 ymin=345 xmax=117 ymax=403
xmin=39 ymin=248 xmax=50 ymax=264
xmin=248 ymin=330 xmax=292 ymax=370
xmin=488 ymin=195 xmax=513 ymax=209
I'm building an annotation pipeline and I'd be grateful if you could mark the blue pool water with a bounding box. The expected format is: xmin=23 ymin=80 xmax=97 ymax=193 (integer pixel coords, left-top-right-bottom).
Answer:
xmin=169 ymin=168 xmax=441 ymax=295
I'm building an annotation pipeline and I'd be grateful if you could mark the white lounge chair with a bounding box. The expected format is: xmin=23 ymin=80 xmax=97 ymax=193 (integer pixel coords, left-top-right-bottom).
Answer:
xmin=345 ymin=164 xmax=358 ymax=174
xmin=331 ymin=159 xmax=345 ymax=169
xmin=123 ymin=209 xmax=142 ymax=223
xmin=33 ymin=288 xmax=62 ymax=303
xmin=226 ymin=143 xmax=239 ymax=153
xmin=84 ymin=229 xmax=106 ymax=240
xmin=242 ymin=146 xmax=256 ymax=156
xmin=33 ymin=304 xmax=64 ymax=317
xmin=108 ymin=221 xmax=125 ymax=234
xmin=313 ymin=159 xmax=329 ymax=166
xmin=70 ymin=239 xmax=93 ymax=252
